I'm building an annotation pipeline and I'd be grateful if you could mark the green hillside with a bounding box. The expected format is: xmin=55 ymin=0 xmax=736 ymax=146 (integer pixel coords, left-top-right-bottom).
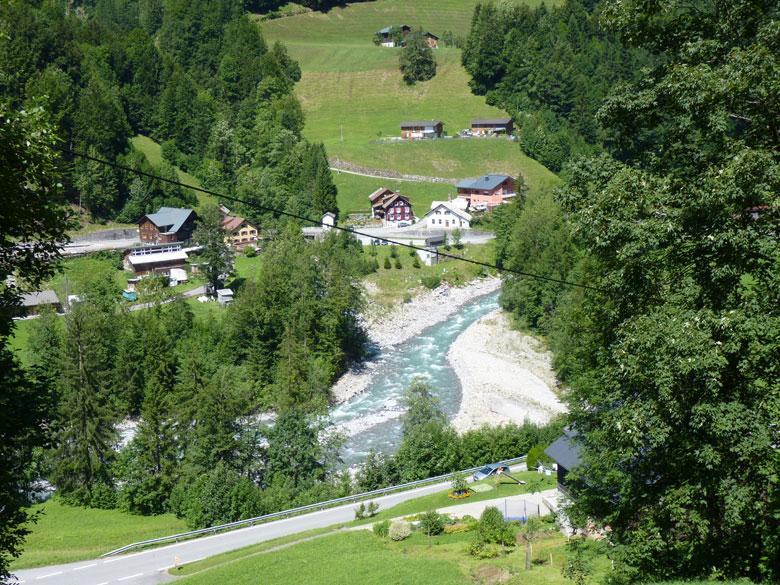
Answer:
xmin=259 ymin=0 xmax=561 ymax=211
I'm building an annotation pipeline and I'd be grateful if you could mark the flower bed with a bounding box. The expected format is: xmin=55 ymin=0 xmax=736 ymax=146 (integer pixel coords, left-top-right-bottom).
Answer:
xmin=447 ymin=489 xmax=472 ymax=500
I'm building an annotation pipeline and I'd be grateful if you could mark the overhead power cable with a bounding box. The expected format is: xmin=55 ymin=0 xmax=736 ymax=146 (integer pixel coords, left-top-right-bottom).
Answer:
xmin=58 ymin=146 xmax=606 ymax=293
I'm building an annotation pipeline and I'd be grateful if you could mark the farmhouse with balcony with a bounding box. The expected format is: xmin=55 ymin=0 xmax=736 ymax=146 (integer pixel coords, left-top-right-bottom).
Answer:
xmin=422 ymin=32 xmax=439 ymax=48
xmin=471 ymin=117 xmax=513 ymax=135
xmin=138 ymin=207 xmax=196 ymax=244
xmin=456 ymin=174 xmax=516 ymax=210
xmin=369 ymin=187 xmax=414 ymax=226
xmin=222 ymin=214 xmax=258 ymax=249
xmin=125 ymin=244 xmax=188 ymax=276
xmin=422 ymin=200 xmax=472 ymax=230
xmin=400 ymin=120 xmax=443 ymax=139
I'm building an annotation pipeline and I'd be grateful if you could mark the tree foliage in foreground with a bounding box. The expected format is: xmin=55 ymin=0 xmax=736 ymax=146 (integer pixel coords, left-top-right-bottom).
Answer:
xmin=526 ymin=0 xmax=779 ymax=581
xmin=0 ymin=105 xmax=68 ymax=580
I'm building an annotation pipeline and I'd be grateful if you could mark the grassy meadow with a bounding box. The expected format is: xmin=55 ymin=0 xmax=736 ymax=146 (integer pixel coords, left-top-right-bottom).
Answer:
xmin=259 ymin=0 xmax=561 ymax=213
xmin=333 ymin=171 xmax=454 ymax=215
xmin=11 ymin=499 xmax=187 ymax=569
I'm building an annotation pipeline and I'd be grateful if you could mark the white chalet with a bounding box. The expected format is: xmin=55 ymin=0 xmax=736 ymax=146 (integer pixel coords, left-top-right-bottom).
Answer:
xmin=423 ymin=201 xmax=472 ymax=230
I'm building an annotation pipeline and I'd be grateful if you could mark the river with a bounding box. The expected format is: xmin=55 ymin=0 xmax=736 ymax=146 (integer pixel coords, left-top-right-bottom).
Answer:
xmin=331 ymin=290 xmax=500 ymax=464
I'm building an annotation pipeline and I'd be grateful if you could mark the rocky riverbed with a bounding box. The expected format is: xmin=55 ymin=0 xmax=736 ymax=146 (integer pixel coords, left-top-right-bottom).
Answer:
xmin=330 ymin=277 xmax=502 ymax=404
xmin=448 ymin=309 xmax=567 ymax=432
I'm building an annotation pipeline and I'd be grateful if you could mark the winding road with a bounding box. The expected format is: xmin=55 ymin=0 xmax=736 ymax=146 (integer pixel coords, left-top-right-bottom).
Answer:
xmin=11 ymin=465 xmax=525 ymax=585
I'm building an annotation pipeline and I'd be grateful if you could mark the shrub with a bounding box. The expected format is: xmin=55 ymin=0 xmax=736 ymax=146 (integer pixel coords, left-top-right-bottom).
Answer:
xmin=390 ymin=245 xmax=398 ymax=258
xmin=526 ymin=443 xmax=554 ymax=470
xmin=354 ymin=501 xmax=380 ymax=519
xmin=394 ymin=257 xmax=402 ymax=269
xmin=470 ymin=541 xmax=502 ymax=558
xmin=367 ymin=501 xmax=379 ymax=517
xmin=471 ymin=506 xmax=516 ymax=555
xmin=444 ymin=522 xmax=471 ymax=534
xmin=451 ymin=474 xmax=470 ymax=495
xmin=412 ymin=255 xmax=421 ymax=268
xmin=389 ymin=521 xmax=411 ymax=541
xmin=244 ymin=246 xmax=257 ymax=258
xmin=384 ymin=257 xmax=392 ymax=269
xmin=419 ymin=510 xmax=445 ymax=536
xmin=373 ymin=519 xmax=390 ymax=538
xmin=403 ymin=292 xmax=412 ymax=303
xmin=409 ymin=246 xmax=416 ymax=257
xmin=421 ymin=274 xmax=441 ymax=289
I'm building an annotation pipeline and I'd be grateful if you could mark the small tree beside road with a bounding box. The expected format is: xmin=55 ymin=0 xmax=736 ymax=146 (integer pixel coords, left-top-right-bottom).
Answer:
xmin=193 ymin=204 xmax=233 ymax=294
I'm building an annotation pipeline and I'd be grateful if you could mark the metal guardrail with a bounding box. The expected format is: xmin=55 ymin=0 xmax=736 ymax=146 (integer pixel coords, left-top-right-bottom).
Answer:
xmin=101 ymin=455 xmax=527 ymax=557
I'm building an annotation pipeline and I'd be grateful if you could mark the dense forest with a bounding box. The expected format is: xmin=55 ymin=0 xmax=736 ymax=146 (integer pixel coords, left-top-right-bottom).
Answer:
xmin=497 ymin=0 xmax=779 ymax=581
xmin=1 ymin=0 xmax=337 ymax=224
xmin=462 ymin=0 xmax=650 ymax=171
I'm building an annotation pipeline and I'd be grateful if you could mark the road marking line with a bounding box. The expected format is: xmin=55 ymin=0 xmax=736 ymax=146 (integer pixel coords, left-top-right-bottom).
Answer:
xmin=96 ymin=582 xmax=109 ymax=585
xmin=118 ymin=573 xmax=144 ymax=581
xmin=36 ymin=571 xmax=63 ymax=579
xmin=157 ymin=566 xmax=173 ymax=572
xmin=73 ymin=563 xmax=97 ymax=571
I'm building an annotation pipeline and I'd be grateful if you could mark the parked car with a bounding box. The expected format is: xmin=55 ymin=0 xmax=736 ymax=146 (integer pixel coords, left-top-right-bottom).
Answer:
xmin=397 ymin=221 xmax=410 ymax=227
xmin=472 ymin=462 xmax=510 ymax=481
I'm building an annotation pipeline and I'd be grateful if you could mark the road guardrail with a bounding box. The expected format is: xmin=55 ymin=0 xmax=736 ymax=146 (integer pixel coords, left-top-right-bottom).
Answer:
xmin=101 ymin=455 xmax=527 ymax=557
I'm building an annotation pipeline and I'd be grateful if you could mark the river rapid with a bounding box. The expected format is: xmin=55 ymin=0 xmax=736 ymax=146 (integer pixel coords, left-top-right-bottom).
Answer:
xmin=331 ymin=290 xmax=501 ymax=464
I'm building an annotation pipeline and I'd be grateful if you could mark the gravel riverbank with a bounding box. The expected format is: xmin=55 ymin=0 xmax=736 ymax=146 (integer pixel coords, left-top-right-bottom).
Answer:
xmin=449 ymin=309 xmax=567 ymax=432
xmin=330 ymin=277 xmax=502 ymax=404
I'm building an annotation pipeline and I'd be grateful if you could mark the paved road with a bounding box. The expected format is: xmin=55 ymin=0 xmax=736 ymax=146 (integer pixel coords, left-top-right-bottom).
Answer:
xmin=12 ymin=466 xmax=524 ymax=585
xmin=61 ymin=238 xmax=140 ymax=257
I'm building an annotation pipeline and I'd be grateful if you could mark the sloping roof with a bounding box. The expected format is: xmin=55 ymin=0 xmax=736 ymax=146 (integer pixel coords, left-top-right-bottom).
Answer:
xmin=457 ymin=174 xmax=512 ymax=191
xmin=400 ymin=120 xmax=443 ymax=128
xmin=21 ymin=290 xmax=59 ymax=307
xmin=127 ymin=250 xmax=188 ymax=266
xmin=377 ymin=24 xmax=410 ymax=34
xmin=545 ymin=429 xmax=582 ymax=471
xmin=379 ymin=194 xmax=411 ymax=210
xmin=222 ymin=215 xmax=246 ymax=232
xmin=424 ymin=31 xmax=439 ymax=39
xmin=425 ymin=201 xmax=472 ymax=222
xmin=369 ymin=187 xmax=396 ymax=202
xmin=142 ymin=207 xmax=194 ymax=235
xmin=472 ymin=118 xmax=512 ymax=125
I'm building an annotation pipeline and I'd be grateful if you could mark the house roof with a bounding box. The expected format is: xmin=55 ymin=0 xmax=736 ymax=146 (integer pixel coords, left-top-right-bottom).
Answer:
xmin=379 ymin=194 xmax=411 ymax=210
xmin=20 ymin=290 xmax=59 ymax=307
xmin=142 ymin=207 xmax=194 ymax=235
xmin=425 ymin=201 xmax=472 ymax=222
xmin=472 ymin=117 xmax=512 ymax=125
xmin=222 ymin=215 xmax=246 ymax=232
xmin=400 ymin=120 xmax=443 ymax=128
xmin=369 ymin=187 xmax=396 ymax=202
xmin=457 ymin=174 xmax=512 ymax=191
xmin=424 ymin=31 xmax=439 ymax=39
xmin=127 ymin=250 xmax=188 ymax=266
xmin=377 ymin=24 xmax=410 ymax=34
xmin=545 ymin=429 xmax=582 ymax=471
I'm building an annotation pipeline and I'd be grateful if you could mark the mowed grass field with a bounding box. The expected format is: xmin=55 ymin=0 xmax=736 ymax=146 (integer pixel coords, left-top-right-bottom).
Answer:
xmin=259 ymin=0 xmax=561 ymax=212
xmin=333 ymin=171 xmax=453 ymax=214
xmin=11 ymin=500 xmax=187 ymax=569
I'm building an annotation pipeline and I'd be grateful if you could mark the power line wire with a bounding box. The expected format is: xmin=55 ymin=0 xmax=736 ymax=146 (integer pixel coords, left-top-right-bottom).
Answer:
xmin=59 ymin=146 xmax=606 ymax=293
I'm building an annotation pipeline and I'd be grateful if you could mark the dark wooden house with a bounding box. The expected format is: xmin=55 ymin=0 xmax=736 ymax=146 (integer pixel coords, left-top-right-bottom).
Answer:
xmin=471 ymin=117 xmax=514 ymax=135
xmin=400 ymin=120 xmax=443 ymax=139
xmin=138 ymin=207 xmax=196 ymax=244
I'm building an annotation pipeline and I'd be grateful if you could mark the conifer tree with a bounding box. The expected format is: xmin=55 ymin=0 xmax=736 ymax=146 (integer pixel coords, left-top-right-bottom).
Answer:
xmin=399 ymin=29 xmax=437 ymax=85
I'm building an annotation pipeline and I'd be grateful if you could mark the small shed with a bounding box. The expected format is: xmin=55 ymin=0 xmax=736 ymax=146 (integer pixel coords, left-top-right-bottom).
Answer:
xmin=545 ymin=428 xmax=582 ymax=498
xmin=216 ymin=288 xmax=234 ymax=305
xmin=19 ymin=290 xmax=61 ymax=316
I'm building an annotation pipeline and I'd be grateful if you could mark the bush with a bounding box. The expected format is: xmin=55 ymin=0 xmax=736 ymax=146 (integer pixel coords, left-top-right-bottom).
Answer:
xmin=412 ymin=255 xmax=421 ymax=268
xmin=470 ymin=541 xmax=502 ymax=558
xmin=444 ymin=522 xmax=472 ymax=534
xmin=394 ymin=257 xmax=402 ymax=269
xmin=354 ymin=501 xmax=380 ymax=519
xmin=244 ymin=246 xmax=257 ymax=258
xmin=384 ymin=257 xmax=392 ymax=269
xmin=373 ymin=519 xmax=390 ymax=538
xmin=451 ymin=474 xmax=470 ymax=495
xmin=390 ymin=245 xmax=398 ymax=258
xmin=471 ymin=506 xmax=516 ymax=555
xmin=389 ymin=521 xmax=411 ymax=541
xmin=419 ymin=510 xmax=445 ymax=536
xmin=421 ymin=274 xmax=441 ymax=289
xmin=526 ymin=443 xmax=554 ymax=470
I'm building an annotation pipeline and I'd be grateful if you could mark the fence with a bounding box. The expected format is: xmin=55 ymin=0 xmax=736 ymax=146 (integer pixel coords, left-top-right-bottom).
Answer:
xmin=101 ymin=455 xmax=527 ymax=557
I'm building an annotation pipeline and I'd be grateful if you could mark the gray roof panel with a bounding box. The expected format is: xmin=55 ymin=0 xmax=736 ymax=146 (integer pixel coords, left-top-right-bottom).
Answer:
xmin=456 ymin=174 xmax=512 ymax=191
xmin=144 ymin=207 xmax=194 ymax=235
